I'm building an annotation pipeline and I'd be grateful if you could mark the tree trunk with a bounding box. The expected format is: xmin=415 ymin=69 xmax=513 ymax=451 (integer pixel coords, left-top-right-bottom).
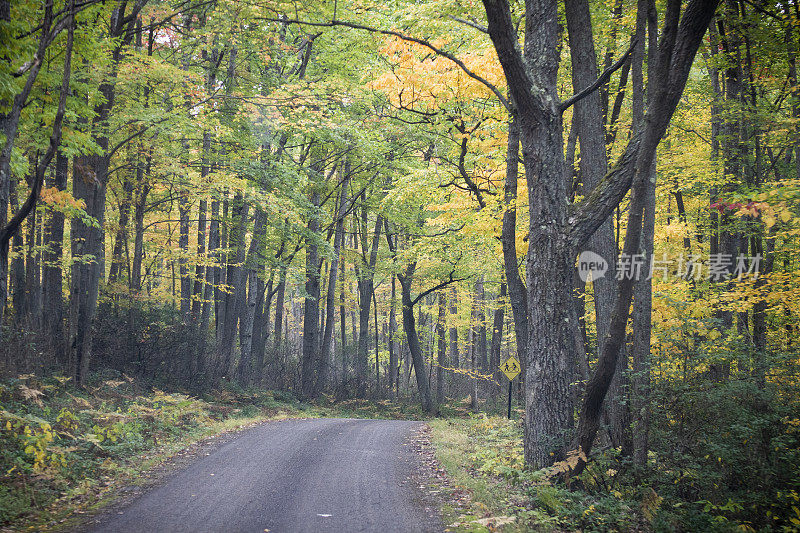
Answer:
xmin=70 ymin=4 xmax=143 ymax=386
xmin=355 ymin=211 xmax=382 ymax=397
xmin=274 ymin=265 xmax=287 ymax=344
xmin=449 ymin=286 xmax=459 ymax=369
xmin=491 ymin=281 xmax=506 ymax=397
xmin=42 ymin=152 xmax=67 ymax=362
xmin=475 ymin=277 xmax=487 ymax=371
xmin=301 ymin=190 xmax=321 ymax=398
xmin=436 ymin=291 xmax=446 ymax=406
xmin=108 ymin=176 xmax=134 ymax=285
xmin=398 ymin=264 xmax=436 ymax=414
xmin=237 ymin=208 xmax=267 ymax=385
xmin=389 ymin=275 xmax=398 ymax=399
xmin=218 ymin=194 xmax=248 ymax=380
xmin=318 ymin=175 xmax=349 ymax=396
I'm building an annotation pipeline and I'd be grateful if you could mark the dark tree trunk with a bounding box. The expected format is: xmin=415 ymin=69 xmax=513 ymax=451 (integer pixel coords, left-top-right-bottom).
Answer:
xmin=482 ymin=0 xmax=717 ymax=468
xmin=398 ymin=265 xmax=435 ymax=414
xmin=42 ymin=152 xmax=68 ymax=362
xmin=449 ymin=286 xmax=459 ymax=368
xmin=389 ymin=275 xmax=398 ymax=398
xmin=238 ymin=208 xmax=267 ymax=385
xmin=218 ymin=194 xmax=248 ymax=380
xmin=318 ymin=175 xmax=349 ymax=396
xmin=630 ymin=0 xmax=658 ymax=465
xmin=130 ymin=152 xmax=152 ymax=292
xmin=273 ymin=265 xmax=286 ymax=344
xmin=70 ymin=3 xmax=144 ymax=386
xmin=9 ymin=177 xmax=25 ymax=320
xmin=178 ymin=192 xmax=191 ymax=321
xmin=355 ymin=210 xmax=381 ymax=397
xmin=491 ymin=281 xmax=506 ymax=397
xmin=301 ymin=190 xmax=321 ymax=398
xmin=24 ymin=200 xmax=41 ymax=328
xmin=436 ymin=291 xmax=446 ymax=406
xmin=501 ymin=113 xmax=528 ymax=367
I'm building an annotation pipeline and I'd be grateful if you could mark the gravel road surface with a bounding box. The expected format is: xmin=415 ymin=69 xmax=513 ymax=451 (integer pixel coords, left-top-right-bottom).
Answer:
xmin=87 ymin=418 xmax=440 ymax=533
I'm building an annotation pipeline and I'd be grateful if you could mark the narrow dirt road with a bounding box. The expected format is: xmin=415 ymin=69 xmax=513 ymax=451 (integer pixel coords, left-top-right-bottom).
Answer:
xmin=86 ymin=418 xmax=441 ymax=533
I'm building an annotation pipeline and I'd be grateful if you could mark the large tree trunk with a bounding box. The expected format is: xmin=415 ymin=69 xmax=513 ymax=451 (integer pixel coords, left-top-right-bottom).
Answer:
xmin=318 ymin=175 xmax=349 ymax=396
xmin=565 ymin=0 xmax=629 ymax=451
xmin=70 ymin=152 xmax=108 ymax=386
xmin=630 ymin=0 xmax=658 ymax=465
xmin=69 ymin=3 xmax=144 ymax=386
xmin=482 ymin=0 xmax=717 ymax=468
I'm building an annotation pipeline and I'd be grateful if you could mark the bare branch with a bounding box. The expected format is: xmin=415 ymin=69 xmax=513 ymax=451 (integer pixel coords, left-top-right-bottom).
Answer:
xmin=447 ymin=16 xmax=488 ymax=33
xmin=560 ymin=39 xmax=636 ymax=112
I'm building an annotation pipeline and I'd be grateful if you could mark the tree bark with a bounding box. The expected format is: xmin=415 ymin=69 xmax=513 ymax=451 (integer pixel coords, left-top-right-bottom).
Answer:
xmin=501 ymin=112 xmax=528 ymax=366
xmin=436 ymin=291 xmax=446 ymax=406
xmin=389 ymin=275 xmax=398 ymax=399
xmin=355 ymin=207 xmax=381 ymax=397
xmin=491 ymin=280 xmax=506 ymax=397
xmin=318 ymin=174 xmax=349 ymax=396
xmin=42 ymin=152 xmax=68 ymax=362
xmin=301 ymin=189 xmax=321 ymax=398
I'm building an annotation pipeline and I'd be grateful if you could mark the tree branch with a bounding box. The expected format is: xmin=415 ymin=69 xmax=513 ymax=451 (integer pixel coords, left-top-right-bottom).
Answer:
xmin=261 ymin=16 xmax=509 ymax=109
xmin=560 ymin=39 xmax=636 ymax=112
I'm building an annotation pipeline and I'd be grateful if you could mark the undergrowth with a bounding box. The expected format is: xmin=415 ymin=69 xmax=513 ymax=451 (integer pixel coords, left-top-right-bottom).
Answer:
xmin=0 ymin=372 xmax=304 ymax=530
xmin=431 ymin=413 xmax=800 ymax=532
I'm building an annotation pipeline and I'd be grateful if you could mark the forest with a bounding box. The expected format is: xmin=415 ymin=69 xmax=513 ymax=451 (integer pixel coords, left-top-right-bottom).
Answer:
xmin=1 ymin=0 xmax=800 ymax=529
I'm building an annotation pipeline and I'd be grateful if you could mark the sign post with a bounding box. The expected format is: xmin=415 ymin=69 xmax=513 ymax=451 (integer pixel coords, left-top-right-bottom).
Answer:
xmin=499 ymin=356 xmax=521 ymax=419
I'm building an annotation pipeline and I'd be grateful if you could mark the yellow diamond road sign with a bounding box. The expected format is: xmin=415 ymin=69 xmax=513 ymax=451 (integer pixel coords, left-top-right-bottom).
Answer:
xmin=500 ymin=356 xmax=521 ymax=381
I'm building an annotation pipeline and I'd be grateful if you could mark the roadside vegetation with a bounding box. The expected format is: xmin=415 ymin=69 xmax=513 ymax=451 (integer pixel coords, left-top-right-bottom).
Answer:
xmin=431 ymin=399 xmax=800 ymax=532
